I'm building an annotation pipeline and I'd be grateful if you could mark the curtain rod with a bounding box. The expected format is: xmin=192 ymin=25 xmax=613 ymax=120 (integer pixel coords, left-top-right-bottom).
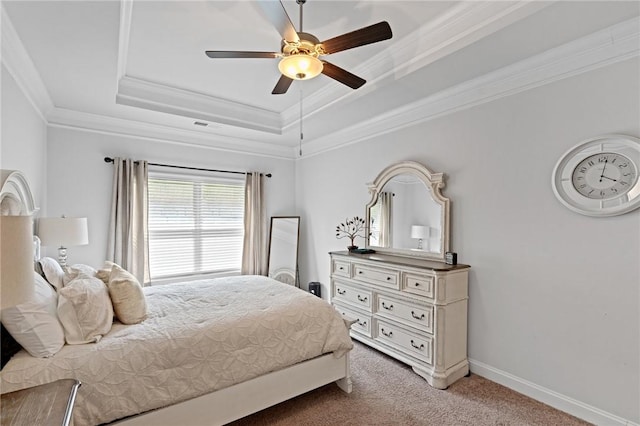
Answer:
xmin=103 ymin=157 xmax=272 ymax=178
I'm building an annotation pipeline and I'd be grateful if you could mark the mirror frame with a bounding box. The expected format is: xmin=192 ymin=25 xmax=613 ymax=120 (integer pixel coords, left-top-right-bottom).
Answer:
xmin=365 ymin=161 xmax=450 ymax=261
xmin=267 ymin=216 xmax=300 ymax=287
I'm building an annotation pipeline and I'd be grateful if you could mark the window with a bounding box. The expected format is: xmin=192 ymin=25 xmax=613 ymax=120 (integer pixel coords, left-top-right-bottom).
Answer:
xmin=147 ymin=170 xmax=244 ymax=281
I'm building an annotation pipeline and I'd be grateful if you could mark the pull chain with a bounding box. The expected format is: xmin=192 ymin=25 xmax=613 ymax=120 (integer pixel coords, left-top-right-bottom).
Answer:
xmin=299 ymin=89 xmax=303 ymax=157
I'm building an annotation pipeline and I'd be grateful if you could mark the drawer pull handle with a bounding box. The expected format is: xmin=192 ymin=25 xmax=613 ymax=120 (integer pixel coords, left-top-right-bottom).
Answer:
xmin=357 ymin=320 xmax=367 ymax=327
xmin=411 ymin=311 xmax=425 ymax=320
xmin=380 ymin=328 xmax=393 ymax=338
xmin=338 ymin=266 xmax=344 ymax=270
xmin=337 ymin=289 xmax=346 ymax=295
xmin=387 ymin=277 xmax=392 ymax=281
xmin=414 ymin=282 xmax=420 ymax=287
xmin=410 ymin=340 xmax=425 ymax=350
xmin=358 ymin=271 xmax=363 ymax=274
xmin=357 ymin=295 xmax=368 ymax=302
xmin=381 ymin=302 xmax=394 ymax=310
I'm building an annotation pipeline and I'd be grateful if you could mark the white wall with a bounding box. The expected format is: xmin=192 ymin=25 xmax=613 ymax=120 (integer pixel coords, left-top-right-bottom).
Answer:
xmin=46 ymin=126 xmax=296 ymax=267
xmin=296 ymin=58 xmax=639 ymax=424
xmin=1 ymin=64 xmax=48 ymax=211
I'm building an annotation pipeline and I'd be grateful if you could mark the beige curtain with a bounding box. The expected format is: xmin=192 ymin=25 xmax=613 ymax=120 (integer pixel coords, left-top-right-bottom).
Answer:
xmin=379 ymin=191 xmax=392 ymax=248
xmin=107 ymin=158 xmax=150 ymax=285
xmin=241 ymin=172 xmax=266 ymax=275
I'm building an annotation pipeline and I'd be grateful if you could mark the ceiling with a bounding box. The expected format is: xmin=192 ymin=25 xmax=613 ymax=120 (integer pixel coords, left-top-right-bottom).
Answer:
xmin=2 ymin=1 xmax=639 ymax=158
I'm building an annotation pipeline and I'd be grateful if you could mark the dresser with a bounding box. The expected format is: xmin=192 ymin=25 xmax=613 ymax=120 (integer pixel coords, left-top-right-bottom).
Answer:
xmin=330 ymin=251 xmax=470 ymax=389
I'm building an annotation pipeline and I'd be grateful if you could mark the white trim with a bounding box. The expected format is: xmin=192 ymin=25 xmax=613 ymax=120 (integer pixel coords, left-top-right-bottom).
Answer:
xmin=302 ymin=17 xmax=640 ymax=158
xmin=469 ymin=358 xmax=639 ymax=426
xmin=116 ymin=0 xmax=133 ymax=83
xmin=116 ymin=75 xmax=282 ymax=134
xmin=281 ymin=1 xmax=551 ymax=129
xmin=0 ymin=5 xmax=54 ymax=122
xmin=47 ymin=108 xmax=294 ymax=159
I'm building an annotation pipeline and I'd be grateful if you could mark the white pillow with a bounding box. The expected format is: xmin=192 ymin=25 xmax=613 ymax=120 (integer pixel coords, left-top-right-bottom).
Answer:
xmin=57 ymin=274 xmax=114 ymax=345
xmin=38 ymin=257 xmax=65 ymax=291
xmin=1 ymin=273 xmax=65 ymax=357
xmin=63 ymin=264 xmax=98 ymax=286
xmin=108 ymin=264 xmax=147 ymax=325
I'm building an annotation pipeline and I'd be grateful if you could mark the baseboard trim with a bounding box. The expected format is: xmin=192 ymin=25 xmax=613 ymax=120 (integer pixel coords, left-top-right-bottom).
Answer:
xmin=469 ymin=358 xmax=638 ymax=426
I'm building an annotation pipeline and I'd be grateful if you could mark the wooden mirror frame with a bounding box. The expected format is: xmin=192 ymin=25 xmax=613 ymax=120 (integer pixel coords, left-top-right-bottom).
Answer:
xmin=365 ymin=161 xmax=450 ymax=261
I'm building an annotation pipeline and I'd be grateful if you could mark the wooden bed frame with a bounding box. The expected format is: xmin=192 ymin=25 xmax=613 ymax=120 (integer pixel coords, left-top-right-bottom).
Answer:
xmin=113 ymin=351 xmax=351 ymax=425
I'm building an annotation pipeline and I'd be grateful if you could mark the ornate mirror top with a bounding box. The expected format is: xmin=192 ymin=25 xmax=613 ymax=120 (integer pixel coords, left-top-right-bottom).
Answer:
xmin=365 ymin=161 xmax=450 ymax=261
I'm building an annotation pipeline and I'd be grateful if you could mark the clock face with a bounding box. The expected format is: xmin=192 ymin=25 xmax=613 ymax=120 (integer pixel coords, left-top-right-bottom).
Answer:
xmin=571 ymin=152 xmax=638 ymax=200
xmin=552 ymin=135 xmax=640 ymax=217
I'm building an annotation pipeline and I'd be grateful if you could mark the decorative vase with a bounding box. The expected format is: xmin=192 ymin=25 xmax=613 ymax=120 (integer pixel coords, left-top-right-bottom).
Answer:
xmin=348 ymin=245 xmax=358 ymax=252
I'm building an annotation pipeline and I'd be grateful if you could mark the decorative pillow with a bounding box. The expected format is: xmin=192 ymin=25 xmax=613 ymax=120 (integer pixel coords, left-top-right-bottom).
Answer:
xmin=57 ymin=274 xmax=114 ymax=344
xmin=1 ymin=273 xmax=65 ymax=357
xmin=38 ymin=257 xmax=65 ymax=290
xmin=95 ymin=260 xmax=117 ymax=284
xmin=1 ymin=323 xmax=23 ymax=369
xmin=108 ymin=264 xmax=147 ymax=325
xmin=63 ymin=263 xmax=98 ymax=286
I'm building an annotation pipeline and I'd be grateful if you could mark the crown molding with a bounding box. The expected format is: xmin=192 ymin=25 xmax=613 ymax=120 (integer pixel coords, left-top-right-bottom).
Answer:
xmin=116 ymin=75 xmax=282 ymax=134
xmin=281 ymin=1 xmax=552 ymax=130
xmin=47 ymin=107 xmax=294 ymax=159
xmin=116 ymin=0 xmax=133 ymax=83
xmin=302 ymin=17 xmax=640 ymax=158
xmin=1 ymin=5 xmax=54 ymax=121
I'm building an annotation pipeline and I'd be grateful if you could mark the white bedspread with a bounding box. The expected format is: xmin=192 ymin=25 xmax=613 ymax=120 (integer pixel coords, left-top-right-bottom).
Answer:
xmin=0 ymin=275 xmax=353 ymax=425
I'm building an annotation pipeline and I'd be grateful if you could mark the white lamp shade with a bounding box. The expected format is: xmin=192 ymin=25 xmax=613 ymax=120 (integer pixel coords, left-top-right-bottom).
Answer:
xmin=411 ymin=225 xmax=429 ymax=239
xmin=1 ymin=215 xmax=35 ymax=309
xmin=38 ymin=217 xmax=88 ymax=247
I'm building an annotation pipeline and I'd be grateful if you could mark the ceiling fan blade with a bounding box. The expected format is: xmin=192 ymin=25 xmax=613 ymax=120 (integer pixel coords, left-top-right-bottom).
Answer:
xmin=321 ymin=61 xmax=366 ymax=90
xmin=257 ymin=0 xmax=300 ymax=43
xmin=321 ymin=21 xmax=392 ymax=55
xmin=272 ymin=74 xmax=294 ymax=94
xmin=205 ymin=51 xmax=279 ymax=59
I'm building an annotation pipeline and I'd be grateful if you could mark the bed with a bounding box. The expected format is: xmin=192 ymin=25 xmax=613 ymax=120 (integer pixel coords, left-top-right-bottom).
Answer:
xmin=1 ymin=275 xmax=354 ymax=425
xmin=0 ymin=170 xmax=354 ymax=425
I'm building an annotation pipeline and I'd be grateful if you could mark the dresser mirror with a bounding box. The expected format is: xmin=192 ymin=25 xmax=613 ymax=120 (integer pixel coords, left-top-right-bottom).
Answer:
xmin=267 ymin=216 xmax=300 ymax=286
xmin=365 ymin=161 xmax=450 ymax=261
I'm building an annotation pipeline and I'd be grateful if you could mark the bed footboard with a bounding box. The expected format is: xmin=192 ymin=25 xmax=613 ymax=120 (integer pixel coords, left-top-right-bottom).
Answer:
xmin=113 ymin=351 xmax=351 ymax=426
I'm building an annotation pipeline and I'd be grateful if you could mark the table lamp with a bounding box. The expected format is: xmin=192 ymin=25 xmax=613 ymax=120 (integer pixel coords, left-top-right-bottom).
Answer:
xmin=38 ymin=216 xmax=88 ymax=267
xmin=410 ymin=225 xmax=430 ymax=250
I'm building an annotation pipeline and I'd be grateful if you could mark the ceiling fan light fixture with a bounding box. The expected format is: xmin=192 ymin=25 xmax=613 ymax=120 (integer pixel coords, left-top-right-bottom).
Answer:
xmin=278 ymin=54 xmax=323 ymax=80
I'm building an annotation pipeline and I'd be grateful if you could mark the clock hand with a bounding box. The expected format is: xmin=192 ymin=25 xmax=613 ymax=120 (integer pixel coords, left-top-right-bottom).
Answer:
xmin=601 ymin=175 xmax=617 ymax=182
xmin=599 ymin=159 xmax=608 ymax=182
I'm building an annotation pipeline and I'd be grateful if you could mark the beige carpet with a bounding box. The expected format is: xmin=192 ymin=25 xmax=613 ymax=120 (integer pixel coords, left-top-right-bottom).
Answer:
xmin=228 ymin=342 xmax=591 ymax=425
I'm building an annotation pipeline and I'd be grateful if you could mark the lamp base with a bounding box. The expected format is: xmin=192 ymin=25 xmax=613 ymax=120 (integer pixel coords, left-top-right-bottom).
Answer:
xmin=57 ymin=246 xmax=68 ymax=267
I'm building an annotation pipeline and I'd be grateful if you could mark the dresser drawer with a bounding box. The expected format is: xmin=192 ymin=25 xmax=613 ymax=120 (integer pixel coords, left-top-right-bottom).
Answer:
xmin=332 ymin=259 xmax=351 ymax=278
xmin=376 ymin=320 xmax=433 ymax=365
xmin=353 ymin=263 xmax=399 ymax=290
xmin=334 ymin=304 xmax=372 ymax=337
xmin=376 ymin=295 xmax=434 ymax=334
xmin=402 ymin=272 xmax=435 ymax=299
xmin=333 ymin=282 xmax=372 ymax=312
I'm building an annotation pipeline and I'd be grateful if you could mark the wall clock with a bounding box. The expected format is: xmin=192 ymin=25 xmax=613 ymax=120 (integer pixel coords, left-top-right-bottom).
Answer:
xmin=552 ymin=134 xmax=640 ymax=217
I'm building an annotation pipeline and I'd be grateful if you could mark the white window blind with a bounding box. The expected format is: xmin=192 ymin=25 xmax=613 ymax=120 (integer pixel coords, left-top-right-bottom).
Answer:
xmin=147 ymin=170 xmax=245 ymax=280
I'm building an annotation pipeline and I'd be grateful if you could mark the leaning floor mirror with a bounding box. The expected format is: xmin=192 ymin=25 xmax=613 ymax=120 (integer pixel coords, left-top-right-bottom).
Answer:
xmin=267 ymin=216 xmax=300 ymax=286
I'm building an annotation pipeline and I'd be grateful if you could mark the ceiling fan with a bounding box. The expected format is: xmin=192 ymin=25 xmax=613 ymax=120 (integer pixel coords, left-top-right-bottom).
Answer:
xmin=205 ymin=0 xmax=392 ymax=95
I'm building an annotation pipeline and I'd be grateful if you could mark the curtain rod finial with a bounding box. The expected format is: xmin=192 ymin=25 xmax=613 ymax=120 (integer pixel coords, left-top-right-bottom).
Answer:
xmin=104 ymin=157 xmax=114 ymax=163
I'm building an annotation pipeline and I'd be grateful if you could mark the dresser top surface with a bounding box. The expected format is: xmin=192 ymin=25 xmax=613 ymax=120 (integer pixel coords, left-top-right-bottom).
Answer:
xmin=330 ymin=251 xmax=470 ymax=271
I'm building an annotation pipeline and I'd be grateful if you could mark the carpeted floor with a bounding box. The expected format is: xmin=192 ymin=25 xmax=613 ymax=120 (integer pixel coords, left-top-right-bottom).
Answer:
xmin=228 ymin=341 xmax=591 ymax=425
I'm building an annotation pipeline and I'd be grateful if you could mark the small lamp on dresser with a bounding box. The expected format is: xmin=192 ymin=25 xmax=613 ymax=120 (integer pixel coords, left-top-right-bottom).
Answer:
xmin=38 ymin=216 xmax=88 ymax=267
xmin=410 ymin=225 xmax=430 ymax=250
